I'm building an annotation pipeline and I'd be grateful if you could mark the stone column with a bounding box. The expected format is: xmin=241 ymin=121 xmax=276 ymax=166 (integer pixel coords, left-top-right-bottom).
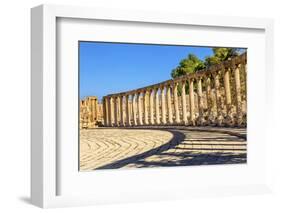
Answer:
xmin=205 ymin=75 xmax=213 ymax=124
xmin=114 ymin=97 xmax=118 ymax=126
xmin=244 ymin=63 xmax=247 ymax=101
xmin=122 ymin=96 xmax=126 ymax=126
xmin=223 ymin=67 xmax=234 ymax=125
xmin=189 ymin=78 xmax=195 ymax=126
xmin=85 ymin=100 xmax=91 ymax=128
xmin=166 ymin=84 xmax=173 ymax=124
xmin=89 ymin=98 xmax=95 ymax=127
xmin=234 ymin=64 xmax=243 ymax=126
xmin=109 ymin=96 xmax=114 ymax=126
xmin=117 ymin=96 xmax=121 ymax=126
xmin=155 ymin=88 xmax=161 ymax=124
xmin=105 ymin=97 xmax=110 ymax=126
xmin=197 ymin=77 xmax=205 ymax=125
xmin=214 ymin=71 xmax=224 ymax=126
xmin=138 ymin=92 xmax=143 ymax=125
xmin=119 ymin=95 xmax=125 ymax=126
xmin=114 ymin=96 xmax=118 ymax=126
xmin=143 ymin=90 xmax=149 ymax=125
xmin=149 ymin=89 xmax=154 ymax=125
xmin=102 ymin=97 xmax=107 ymax=126
xmin=93 ymin=98 xmax=98 ymax=121
xmin=125 ymin=95 xmax=131 ymax=126
xmin=86 ymin=98 xmax=91 ymax=128
xmin=181 ymin=80 xmax=188 ymax=125
xmin=161 ymin=86 xmax=167 ymax=124
xmin=132 ymin=93 xmax=138 ymax=126
xmin=224 ymin=68 xmax=232 ymax=111
xmin=173 ymin=82 xmax=180 ymax=123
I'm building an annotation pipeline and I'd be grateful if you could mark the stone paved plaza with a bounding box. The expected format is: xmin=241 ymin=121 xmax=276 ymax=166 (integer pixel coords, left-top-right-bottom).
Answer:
xmin=80 ymin=128 xmax=246 ymax=171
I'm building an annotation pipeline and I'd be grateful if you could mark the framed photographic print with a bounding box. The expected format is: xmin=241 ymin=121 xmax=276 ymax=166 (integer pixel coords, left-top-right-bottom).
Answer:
xmin=31 ymin=4 xmax=274 ymax=208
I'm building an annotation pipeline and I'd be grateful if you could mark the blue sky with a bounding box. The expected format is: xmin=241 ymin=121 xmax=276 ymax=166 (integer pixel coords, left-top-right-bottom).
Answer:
xmin=79 ymin=42 xmax=213 ymax=100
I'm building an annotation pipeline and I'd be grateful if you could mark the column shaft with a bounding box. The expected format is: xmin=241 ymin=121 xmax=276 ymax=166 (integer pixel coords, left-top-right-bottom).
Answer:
xmin=114 ymin=97 xmax=118 ymax=126
xmin=189 ymin=79 xmax=195 ymax=125
xmin=224 ymin=68 xmax=232 ymax=111
xmin=102 ymin=98 xmax=107 ymax=126
xmin=214 ymin=72 xmax=223 ymax=125
xmin=155 ymin=88 xmax=160 ymax=124
xmin=126 ymin=95 xmax=131 ymax=126
xmin=109 ymin=97 xmax=114 ymax=126
xmin=181 ymin=81 xmax=187 ymax=124
xmin=205 ymin=76 xmax=212 ymax=121
xmin=105 ymin=97 xmax=110 ymax=126
xmin=138 ymin=92 xmax=143 ymax=125
xmin=93 ymin=98 xmax=98 ymax=121
xmin=244 ymin=64 xmax=247 ymax=100
xmin=89 ymin=98 xmax=94 ymax=126
xmin=234 ymin=64 xmax=242 ymax=125
xmin=132 ymin=94 xmax=138 ymax=126
xmin=173 ymin=82 xmax=180 ymax=123
xmin=167 ymin=85 xmax=173 ymax=124
xmin=161 ymin=87 xmax=167 ymax=124
xmin=143 ymin=90 xmax=149 ymax=125
xmin=197 ymin=77 xmax=205 ymax=125
xmin=118 ymin=96 xmax=123 ymax=126
xmin=149 ymin=90 xmax=154 ymax=125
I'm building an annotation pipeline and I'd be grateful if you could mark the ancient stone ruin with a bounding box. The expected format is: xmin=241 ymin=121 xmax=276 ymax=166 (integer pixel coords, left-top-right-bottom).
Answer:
xmin=80 ymin=53 xmax=247 ymax=128
xmin=80 ymin=96 xmax=103 ymax=128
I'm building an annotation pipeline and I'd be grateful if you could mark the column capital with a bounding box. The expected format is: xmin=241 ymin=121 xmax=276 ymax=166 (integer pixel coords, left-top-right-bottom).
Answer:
xmin=211 ymin=70 xmax=221 ymax=78
xmin=230 ymin=60 xmax=241 ymax=70
xmin=188 ymin=78 xmax=194 ymax=85
xmin=196 ymin=75 xmax=203 ymax=81
xmin=181 ymin=78 xmax=187 ymax=83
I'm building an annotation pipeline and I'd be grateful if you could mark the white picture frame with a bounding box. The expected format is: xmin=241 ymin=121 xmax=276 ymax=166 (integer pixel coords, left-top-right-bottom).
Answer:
xmin=31 ymin=4 xmax=274 ymax=208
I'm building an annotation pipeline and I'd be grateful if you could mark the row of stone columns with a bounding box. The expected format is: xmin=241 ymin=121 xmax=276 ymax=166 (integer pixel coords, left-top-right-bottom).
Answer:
xmin=103 ymin=81 xmax=195 ymax=127
xmin=102 ymin=62 xmax=246 ymax=127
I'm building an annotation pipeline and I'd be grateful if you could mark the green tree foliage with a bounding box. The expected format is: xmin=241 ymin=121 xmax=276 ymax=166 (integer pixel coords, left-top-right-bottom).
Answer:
xmin=171 ymin=54 xmax=205 ymax=78
xmin=170 ymin=48 xmax=245 ymax=95
xmin=204 ymin=48 xmax=240 ymax=67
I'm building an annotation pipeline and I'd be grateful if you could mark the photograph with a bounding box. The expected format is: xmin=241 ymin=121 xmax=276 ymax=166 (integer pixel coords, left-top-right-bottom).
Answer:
xmin=79 ymin=42 xmax=247 ymax=171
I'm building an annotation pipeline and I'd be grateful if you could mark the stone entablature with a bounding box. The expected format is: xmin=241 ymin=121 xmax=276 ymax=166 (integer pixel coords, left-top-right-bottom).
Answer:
xmin=102 ymin=53 xmax=247 ymax=127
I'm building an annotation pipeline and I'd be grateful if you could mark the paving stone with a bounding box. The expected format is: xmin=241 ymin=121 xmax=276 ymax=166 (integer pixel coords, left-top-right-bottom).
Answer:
xmin=80 ymin=128 xmax=247 ymax=171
